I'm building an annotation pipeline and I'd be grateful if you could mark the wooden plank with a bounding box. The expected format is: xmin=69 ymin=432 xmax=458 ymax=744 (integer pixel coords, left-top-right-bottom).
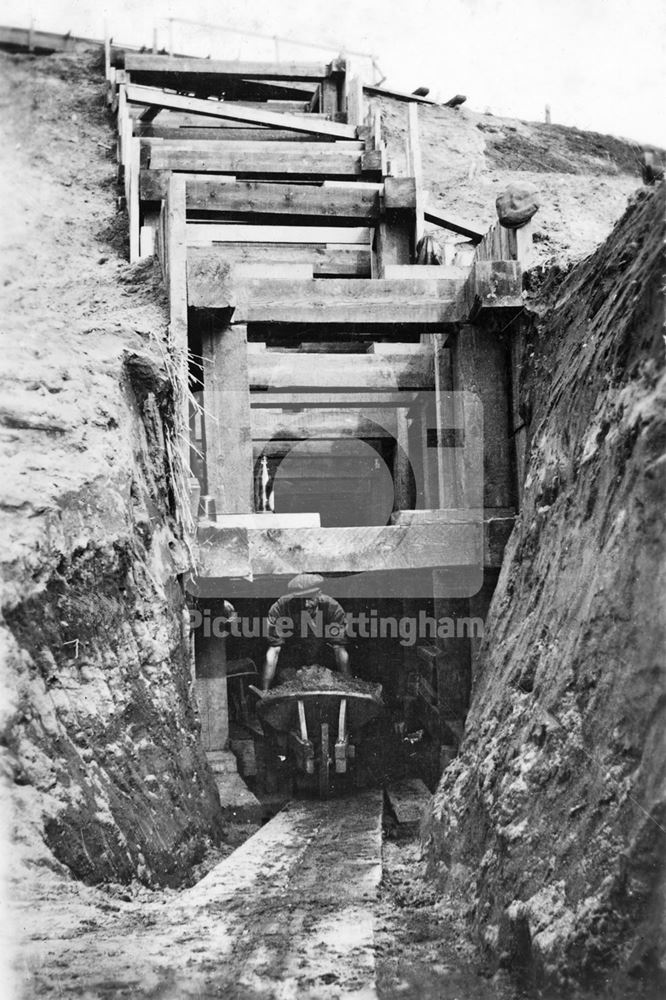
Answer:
xmin=248 ymin=351 xmax=434 ymax=390
xmin=185 ymin=179 xmax=380 ymax=219
xmin=384 ymin=177 xmax=416 ymax=210
xmin=363 ymin=83 xmax=437 ymax=105
xmin=251 ymin=408 xmax=398 ymax=440
xmin=126 ymin=83 xmax=358 ymax=139
xmin=346 ymin=75 xmax=365 ymax=129
xmin=424 ymin=208 xmax=484 ymax=244
xmin=166 ymin=174 xmax=189 ymax=470
xmin=128 ymin=137 xmax=141 ymax=263
xmin=463 ymin=261 xmax=523 ymax=315
xmin=188 ymin=243 xmax=370 ymax=279
xmin=188 ymin=275 xmax=462 ymax=323
xmin=136 ymin=126 xmax=347 ymax=141
xmin=140 ymin=157 xmax=366 ymax=198
xmin=123 ymin=54 xmax=331 ymax=81
xmin=238 ymin=277 xmax=462 ymax=325
xmin=146 ymin=149 xmax=363 ymax=175
xmin=188 ymin=258 xmax=313 ymax=309
xmin=386 ymin=779 xmax=432 ymax=828
xmin=197 ymin=521 xmax=481 ymax=576
xmin=384 ymin=264 xmax=469 ymax=279
xmin=141 ymin=137 xmax=365 ymax=153
xmin=186 ymin=225 xmax=371 ymax=246
xmin=250 ymin=391 xmax=418 ymax=407
xmin=408 ymin=104 xmax=425 ymax=246
xmin=203 ymin=324 xmax=254 ymax=514
xmin=374 ymin=211 xmax=413 ymax=277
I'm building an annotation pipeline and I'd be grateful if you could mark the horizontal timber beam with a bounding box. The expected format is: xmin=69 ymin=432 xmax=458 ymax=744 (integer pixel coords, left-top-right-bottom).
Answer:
xmin=125 ymin=83 xmax=357 ymax=138
xmin=197 ymin=521 xmax=481 ymax=576
xmin=123 ymin=54 xmax=334 ymax=81
xmin=229 ymin=277 xmax=464 ymax=325
xmin=188 ymin=244 xmax=370 ymax=278
xmin=186 ymin=225 xmax=371 ymax=245
xmin=251 ymin=407 xmax=398 ymax=439
xmin=250 ymin=391 xmax=419 ymax=407
xmin=248 ymin=351 xmax=434 ymax=389
xmin=185 ymin=179 xmax=380 ymax=218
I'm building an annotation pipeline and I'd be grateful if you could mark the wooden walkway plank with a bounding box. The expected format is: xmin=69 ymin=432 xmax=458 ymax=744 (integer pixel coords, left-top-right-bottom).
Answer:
xmin=125 ymin=83 xmax=358 ymax=139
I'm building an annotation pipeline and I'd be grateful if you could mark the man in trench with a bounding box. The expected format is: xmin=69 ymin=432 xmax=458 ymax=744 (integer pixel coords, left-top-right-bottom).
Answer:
xmin=261 ymin=573 xmax=351 ymax=692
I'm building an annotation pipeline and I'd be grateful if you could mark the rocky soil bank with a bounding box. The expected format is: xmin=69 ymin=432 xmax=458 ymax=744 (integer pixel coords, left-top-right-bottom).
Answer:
xmin=424 ymin=184 xmax=666 ymax=996
xmin=0 ymin=47 xmax=223 ymax=891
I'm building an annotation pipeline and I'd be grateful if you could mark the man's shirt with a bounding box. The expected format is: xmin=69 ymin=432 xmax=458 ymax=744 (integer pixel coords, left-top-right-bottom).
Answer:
xmin=266 ymin=594 xmax=348 ymax=651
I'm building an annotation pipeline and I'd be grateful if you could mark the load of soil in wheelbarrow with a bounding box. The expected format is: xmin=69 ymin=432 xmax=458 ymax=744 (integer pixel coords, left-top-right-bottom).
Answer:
xmin=263 ymin=665 xmax=383 ymax=701
xmin=258 ymin=666 xmax=384 ymax=734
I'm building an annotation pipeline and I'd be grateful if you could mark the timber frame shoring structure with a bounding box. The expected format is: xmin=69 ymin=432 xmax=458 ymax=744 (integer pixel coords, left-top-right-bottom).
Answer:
xmin=0 ymin=21 xmax=535 ymax=754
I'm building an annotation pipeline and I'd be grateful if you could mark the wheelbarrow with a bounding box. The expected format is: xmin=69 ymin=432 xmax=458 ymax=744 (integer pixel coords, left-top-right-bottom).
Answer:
xmin=252 ymin=672 xmax=384 ymax=798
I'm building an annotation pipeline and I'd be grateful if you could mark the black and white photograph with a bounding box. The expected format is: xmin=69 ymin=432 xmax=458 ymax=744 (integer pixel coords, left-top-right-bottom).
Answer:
xmin=0 ymin=1 xmax=664 ymax=997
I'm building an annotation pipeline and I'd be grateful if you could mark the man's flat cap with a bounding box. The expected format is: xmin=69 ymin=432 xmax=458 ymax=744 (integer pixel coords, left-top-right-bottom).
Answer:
xmin=287 ymin=573 xmax=324 ymax=597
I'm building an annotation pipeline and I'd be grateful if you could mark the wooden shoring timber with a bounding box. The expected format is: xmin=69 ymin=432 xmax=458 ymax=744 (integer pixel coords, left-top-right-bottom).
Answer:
xmin=248 ymin=350 xmax=434 ymax=390
xmin=250 ymin=391 xmax=419 ymax=408
xmin=135 ymin=126 xmax=350 ymax=142
xmin=141 ymin=136 xmax=365 ymax=153
xmin=423 ymin=208 xmax=484 ymax=244
xmin=186 ymin=224 xmax=372 ymax=246
xmin=165 ymin=175 xmax=189 ymax=467
xmin=127 ymin=102 xmax=331 ymax=120
xmin=252 ymin=407 xmax=399 ymax=441
xmin=363 ymin=83 xmax=438 ymax=105
xmin=122 ymin=54 xmax=333 ymax=81
xmin=198 ymin=521 xmax=481 ymax=576
xmin=462 ymin=260 xmax=523 ymax=316
xmin=202 ymin=324 xmax=254 ymax=515
xmin=145 ymin=143 xmax=368 ymax=172
xmin=188 ymin=244 xmax=371 ymax=279
xmin=473 ymin=220 xmax=534 ymax=266
xmin=125 ymin=83 xmax=358 ymax=139
xmin=191 ymin=276 xmax=463 ymax=325
xmin=346 ymin=75 xmax=365 ymax=129
xmin=407 ymin=104 xmax=425 ymax=246
xmin=127 ymin=137 xmax=141 ymax=263
xmin=184 ymin=179 xmax=381 ymax=220
xmin=117 ymin=84 xmax=130 ymax=166
xmin=384 ymin=178 xmax=417 ymax=210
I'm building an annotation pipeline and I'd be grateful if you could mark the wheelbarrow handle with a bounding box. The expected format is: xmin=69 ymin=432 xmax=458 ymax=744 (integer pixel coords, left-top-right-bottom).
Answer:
xmin=248 ymin=684 xmax=265 ymax=698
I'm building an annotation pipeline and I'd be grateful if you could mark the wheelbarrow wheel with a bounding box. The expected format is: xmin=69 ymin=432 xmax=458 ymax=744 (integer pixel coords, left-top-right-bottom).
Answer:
xmin=318 ymin=722 xmax=330 ymax=799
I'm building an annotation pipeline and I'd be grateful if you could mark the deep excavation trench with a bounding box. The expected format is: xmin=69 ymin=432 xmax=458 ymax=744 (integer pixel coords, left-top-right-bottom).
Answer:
xmin=1 ymin=43 xmax=664 ymax=1000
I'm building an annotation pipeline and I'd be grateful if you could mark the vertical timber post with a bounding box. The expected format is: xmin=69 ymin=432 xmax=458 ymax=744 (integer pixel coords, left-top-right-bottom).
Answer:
xmin=407 ymin=103 xmax=425 ymax=248
xmin=166 ymin=173 xmax=190 ymax=472
xmin=201 ymin=323 xmax=254 ymax=515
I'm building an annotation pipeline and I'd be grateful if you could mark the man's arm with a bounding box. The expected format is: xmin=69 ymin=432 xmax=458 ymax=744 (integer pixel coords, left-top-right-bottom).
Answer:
xmin=333 ymin=644 xmax=351 ymax=678
xmin=262 ymin=645 xmax=281 ymax=693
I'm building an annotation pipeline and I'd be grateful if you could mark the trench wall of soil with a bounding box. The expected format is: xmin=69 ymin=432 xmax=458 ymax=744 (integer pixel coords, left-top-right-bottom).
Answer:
xmin=0 ymin=49 xmax=223 ymax=887
xmin=424 ymin=184 xmax=666 ymax=992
